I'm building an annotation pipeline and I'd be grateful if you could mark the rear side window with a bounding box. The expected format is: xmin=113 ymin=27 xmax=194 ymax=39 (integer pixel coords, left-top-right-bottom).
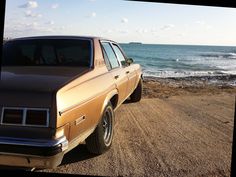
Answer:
xmin=2 ymin=39 xmax=92 ymax=67
xmin=101 ymin=42 xmax=120 ymax=69
xmin=112 ymin=44 xmax=127 ymax=67
xmin=102 ymin=48 xmax=112 ymax=70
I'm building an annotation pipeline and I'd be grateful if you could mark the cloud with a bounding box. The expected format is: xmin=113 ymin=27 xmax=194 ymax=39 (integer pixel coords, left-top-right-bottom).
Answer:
xmin=195 ymin=21 xmax=212 ymax=30
xmin=178 ymin=33 xmax=186 ymax=37
xmin=118 ymin=29 xmax=129 ymax=34
xmin=91 ymin=12 xmax=96 ymax=17
xmin=160 ymin=24 xmax=175 ymax=30
xmin=195 ymin=21 xmax=206 ymax=25
xmin=151 ymin=28 xmax=157 ymax=33
xmin=19 ymin=1 xmax=38 ymax=9
xmin=25 ymin=10 xmax=42 ymax=18
xmin=105 ymin=29 xmax=112 ymax=33
xmin=51 ymin=4 xmax=59 ymax=9
xmin=32 ymin=22 xmax=38 ymax=27
xmin=45 ymin=21 xmax=55 ymax=25
xmin=22 ymin=22 xmax=39 ymax=28
xmin=86 ymin=12 xmax=96 ymax=18
xmin=136 ymin=28 xmax=148 ymax=34
xmin=205 ymin=25 xmax=212 ymax=30
xmin=25 ymin=10 xmax=32 ymax=16
xmin=121 ymin=18 xmax=128 ymax=23
xmin=4 ymin=21 xmax=58 ymax=38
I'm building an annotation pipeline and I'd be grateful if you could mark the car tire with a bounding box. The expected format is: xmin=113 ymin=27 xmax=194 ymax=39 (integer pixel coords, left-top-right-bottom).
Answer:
xmin=85 ymin=101 xmax=114 ymax=155
xmin=130 ymin=78 xmax=143 ymax=102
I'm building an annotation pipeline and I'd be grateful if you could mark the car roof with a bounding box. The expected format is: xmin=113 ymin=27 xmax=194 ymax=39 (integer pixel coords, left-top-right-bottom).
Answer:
xmin=7 ymin=35 xmax=116 ymax=43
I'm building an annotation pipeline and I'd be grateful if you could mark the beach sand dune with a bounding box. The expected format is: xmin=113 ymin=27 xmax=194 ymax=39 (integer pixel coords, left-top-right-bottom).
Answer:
xmin=42 ymin=77 xmax=235 ymax=177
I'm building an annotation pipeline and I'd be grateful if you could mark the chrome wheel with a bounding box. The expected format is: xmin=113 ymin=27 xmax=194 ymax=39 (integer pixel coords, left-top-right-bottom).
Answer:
xmin=102 ymin=106 xmax=113 ymax=146
xmin=85 ymin=102 xmax=114 ymax=154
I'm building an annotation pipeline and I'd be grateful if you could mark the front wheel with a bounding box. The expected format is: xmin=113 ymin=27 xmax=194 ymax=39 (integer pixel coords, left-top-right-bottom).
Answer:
xmin=130 ymin=78 xmax=143 ymax=102
xmin=85 ymin=101 xmax=114 ymax=154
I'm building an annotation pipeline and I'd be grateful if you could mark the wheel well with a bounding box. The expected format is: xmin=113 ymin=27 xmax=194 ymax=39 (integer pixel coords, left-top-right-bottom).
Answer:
xmin=110 ymin=94 xmax=118 ymax=109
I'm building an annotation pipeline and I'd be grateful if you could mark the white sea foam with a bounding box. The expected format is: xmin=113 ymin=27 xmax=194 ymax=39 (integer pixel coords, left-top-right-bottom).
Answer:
xmin=143 ymin=70 xmax=235 ymax=78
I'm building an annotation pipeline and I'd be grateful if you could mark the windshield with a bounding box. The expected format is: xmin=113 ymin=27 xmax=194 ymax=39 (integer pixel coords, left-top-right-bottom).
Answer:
xmin=2 ymin=39 xmax=92 ymax=67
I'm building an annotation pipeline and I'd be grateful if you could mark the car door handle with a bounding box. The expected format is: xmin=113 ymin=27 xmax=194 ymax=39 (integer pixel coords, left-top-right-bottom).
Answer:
xmin=114 ymin=75 xmax=119 ymax=79
xmin=126 ymin=71 xmax=130 ymax=74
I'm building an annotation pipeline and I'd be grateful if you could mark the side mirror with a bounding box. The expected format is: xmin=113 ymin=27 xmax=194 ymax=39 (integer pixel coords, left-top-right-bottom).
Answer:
xmin=126 ymin=58 xmax=134 ymax=65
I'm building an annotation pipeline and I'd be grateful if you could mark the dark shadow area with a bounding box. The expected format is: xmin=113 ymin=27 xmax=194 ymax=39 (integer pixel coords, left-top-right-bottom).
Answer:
xmin=0 ymin=165 xmax=33 ymax=171
xmin=123 ymin=98 xmax=133 ymax=104
xmin=60 ymin=144 xmax=98 ymax=166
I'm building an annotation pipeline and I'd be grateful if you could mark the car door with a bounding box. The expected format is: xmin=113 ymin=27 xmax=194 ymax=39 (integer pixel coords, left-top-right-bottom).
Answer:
xmin=111 ymin=43 xmax=137 ymax=98
xmin=101 ymin=42 xmax=128 ymax=104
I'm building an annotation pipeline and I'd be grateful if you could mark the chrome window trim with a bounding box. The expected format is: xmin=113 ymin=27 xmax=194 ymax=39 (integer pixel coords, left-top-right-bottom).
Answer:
xmin=99 ymin=41 xmax=112 ymax=70
xmin=110 ymin=42 xmax=127 ymax=67
xmin=0 ymin=107 xmax=50 ymax=127
xmin=22 ymin=108 xmax=27 ymax=125
xmin=100 ymin=40 xmax=122 ymax=69
xmin=88 ymin=39 xmax=94 ymax=68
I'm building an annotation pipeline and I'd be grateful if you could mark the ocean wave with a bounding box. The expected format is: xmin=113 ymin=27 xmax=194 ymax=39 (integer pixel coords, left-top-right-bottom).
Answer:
xmin=199 ymin=52 xmax=236 ymax=59
xmin=142 ymin=70 xmax=236 ymax=78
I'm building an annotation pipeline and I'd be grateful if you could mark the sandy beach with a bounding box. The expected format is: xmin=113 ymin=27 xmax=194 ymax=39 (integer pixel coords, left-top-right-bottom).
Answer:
xmin=39 ymin=76 xmax=236 ymax=176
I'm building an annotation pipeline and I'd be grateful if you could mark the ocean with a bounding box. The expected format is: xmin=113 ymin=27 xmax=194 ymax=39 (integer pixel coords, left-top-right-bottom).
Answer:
xmin=120 ymin=43 xmax=236 ymax=78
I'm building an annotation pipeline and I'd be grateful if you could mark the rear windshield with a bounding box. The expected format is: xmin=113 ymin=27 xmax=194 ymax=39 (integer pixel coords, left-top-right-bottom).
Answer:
xmin=2 ymin=39 xmax=92 ymax=67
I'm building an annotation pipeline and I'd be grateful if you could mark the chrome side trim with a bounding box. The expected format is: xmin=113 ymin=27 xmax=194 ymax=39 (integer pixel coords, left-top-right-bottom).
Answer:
xmin=59 ymin=84 xmax=116 ymax=116
xmin=90 ymin=39 xmax=94 ymax=68
xmin=0 ymin=136 xmax=68 ymax=148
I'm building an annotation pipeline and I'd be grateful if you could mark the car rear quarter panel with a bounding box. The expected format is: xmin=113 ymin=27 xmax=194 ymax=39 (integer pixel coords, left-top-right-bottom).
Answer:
xmin=55 ymin=38 xmax=118 ymax=141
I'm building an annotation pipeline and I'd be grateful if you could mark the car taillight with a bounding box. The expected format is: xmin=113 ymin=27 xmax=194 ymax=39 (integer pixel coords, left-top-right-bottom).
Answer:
xmin=26 ymin=110 xmax=48 ymax=126
xmin=1 ymin=107 xmax=49 ymax=127
xmin=2 ymin=109 xmax=24 ymax=124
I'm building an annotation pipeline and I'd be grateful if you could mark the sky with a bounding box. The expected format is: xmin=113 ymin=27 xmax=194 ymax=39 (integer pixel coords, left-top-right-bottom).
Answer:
xmin=4 ymin=0 xmax=236 ymax=46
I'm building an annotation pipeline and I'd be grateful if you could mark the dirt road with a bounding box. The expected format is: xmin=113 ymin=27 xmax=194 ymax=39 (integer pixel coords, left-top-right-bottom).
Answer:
xmin=42 ymin=93 xmax=234 ymax=176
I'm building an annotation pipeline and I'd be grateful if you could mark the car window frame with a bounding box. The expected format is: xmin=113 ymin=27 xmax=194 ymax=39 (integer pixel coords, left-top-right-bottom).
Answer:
xmin=110 ymin=42 xmax=129 ymax=67
xmin=100 ymin=40 xmax=121 ymax=70
xmin=101 ymin=46 xmax=112 ymax=70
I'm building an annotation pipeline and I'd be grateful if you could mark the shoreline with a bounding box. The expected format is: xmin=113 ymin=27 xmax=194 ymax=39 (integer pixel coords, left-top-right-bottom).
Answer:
xmin=143 ymin=74 xmax=236 ymax=84
xmin=142 ymin=74 xmax=236 ymax=99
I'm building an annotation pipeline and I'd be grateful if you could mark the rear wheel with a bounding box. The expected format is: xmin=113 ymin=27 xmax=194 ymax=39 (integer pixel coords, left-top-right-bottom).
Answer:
xmin=130 ymin=78 xmax=143 ymax=102
xmin=85 ymin=101 xmax=114 ymax=154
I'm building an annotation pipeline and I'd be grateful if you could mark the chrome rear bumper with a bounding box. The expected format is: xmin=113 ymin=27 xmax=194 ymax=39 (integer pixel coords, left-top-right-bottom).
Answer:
xmin=0 ymin=136 xmax=68 ymax=168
